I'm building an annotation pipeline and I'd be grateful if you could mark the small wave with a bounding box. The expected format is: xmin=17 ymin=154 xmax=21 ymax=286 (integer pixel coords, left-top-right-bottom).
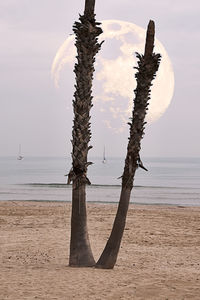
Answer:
xmin=21 ymin=183 xmax=121 ymax=188
xmin=20 ymin=183 xmax=200 ymax=190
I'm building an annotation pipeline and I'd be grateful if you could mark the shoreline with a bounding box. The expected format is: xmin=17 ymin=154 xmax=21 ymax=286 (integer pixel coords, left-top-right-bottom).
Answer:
xmin=2 ymin=199 xmax=198 ymax=208
xmin=1 ymin=183 xmax=200 ymax=206
xmin=1 ymin=200 xmax=200 ymax=299
xmin=1 ymin=198 xmax=200 ymax=208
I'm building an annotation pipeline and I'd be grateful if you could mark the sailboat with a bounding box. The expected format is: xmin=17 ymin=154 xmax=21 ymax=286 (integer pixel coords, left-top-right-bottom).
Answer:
xmin=17 ymin=144 xmax=24 ymax=160
xmin=102 ymin=146 xmax=106 ymax=164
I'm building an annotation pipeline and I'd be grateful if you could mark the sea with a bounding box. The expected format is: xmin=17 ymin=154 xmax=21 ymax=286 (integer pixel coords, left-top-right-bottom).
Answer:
xmin=0 ymin=156 xmax=200 ymax=206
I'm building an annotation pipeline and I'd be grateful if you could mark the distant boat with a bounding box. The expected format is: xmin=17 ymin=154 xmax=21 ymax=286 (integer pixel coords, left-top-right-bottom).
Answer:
xmin=102 ymin=146 xmax=106 ymax=164
xmin=17 ymin=144 xmax=24 ymax=160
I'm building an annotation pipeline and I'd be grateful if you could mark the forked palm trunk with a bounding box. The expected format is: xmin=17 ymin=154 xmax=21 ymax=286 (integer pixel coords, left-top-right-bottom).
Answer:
xmin=69 ymin=0 xmax=103 ymax=267
xmin=96 ymin=20 xmax=161 ymax=269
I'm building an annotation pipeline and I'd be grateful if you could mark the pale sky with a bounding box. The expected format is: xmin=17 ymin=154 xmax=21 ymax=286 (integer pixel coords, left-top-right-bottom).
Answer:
xmin=0 ymin=0 xmax=199 ymax=158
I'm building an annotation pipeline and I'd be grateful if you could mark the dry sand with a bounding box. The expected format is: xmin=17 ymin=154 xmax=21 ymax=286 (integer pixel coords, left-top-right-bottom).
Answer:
xmin=0 ymin=200 xmax=200 ymax=300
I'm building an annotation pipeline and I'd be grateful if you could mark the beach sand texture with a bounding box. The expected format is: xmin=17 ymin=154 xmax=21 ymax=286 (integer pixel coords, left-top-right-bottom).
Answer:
xmin=0 ymin=201 xmax=200 ymax=299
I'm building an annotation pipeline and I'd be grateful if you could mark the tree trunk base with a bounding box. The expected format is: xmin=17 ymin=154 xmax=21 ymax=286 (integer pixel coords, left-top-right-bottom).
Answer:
xmin=69 ymin=250 xmax=95 ymax=267
xmin=69 ymin=184 xmax=96 ymax=268
xmin=95 ymin=263 xmax=113 ymax=269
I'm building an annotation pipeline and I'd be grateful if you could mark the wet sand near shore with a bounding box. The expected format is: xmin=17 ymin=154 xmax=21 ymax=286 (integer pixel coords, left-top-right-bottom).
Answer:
xmin=0 ymin=200 xmax=200 ymax=299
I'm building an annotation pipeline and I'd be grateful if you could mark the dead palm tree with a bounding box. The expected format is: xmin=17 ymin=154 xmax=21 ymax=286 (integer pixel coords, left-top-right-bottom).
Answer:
xmin=96 ymin=20 xmax=161 ymax=269
xmin=68 ymin=0 xmax=103 ymax=267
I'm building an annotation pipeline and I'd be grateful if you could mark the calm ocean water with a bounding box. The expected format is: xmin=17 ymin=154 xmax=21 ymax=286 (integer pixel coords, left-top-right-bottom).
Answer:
xmin=0 ymin=156 xmax=200 ymax=206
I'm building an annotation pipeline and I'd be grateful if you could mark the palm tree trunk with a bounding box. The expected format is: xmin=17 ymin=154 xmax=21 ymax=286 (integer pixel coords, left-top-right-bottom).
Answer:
xmin=69 ymin=0 xmax=103 ymax=267
xmin=96 ymin=20 xmax=161 ymax=269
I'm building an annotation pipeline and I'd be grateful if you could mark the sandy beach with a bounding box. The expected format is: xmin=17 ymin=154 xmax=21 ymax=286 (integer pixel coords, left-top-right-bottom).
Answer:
xmin=0 ymin=200 xmax=200 ymax=299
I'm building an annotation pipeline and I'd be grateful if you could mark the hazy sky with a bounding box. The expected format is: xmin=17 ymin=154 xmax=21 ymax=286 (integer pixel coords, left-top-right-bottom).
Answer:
xmin=0 ymin=0 xmax=199 ymax=158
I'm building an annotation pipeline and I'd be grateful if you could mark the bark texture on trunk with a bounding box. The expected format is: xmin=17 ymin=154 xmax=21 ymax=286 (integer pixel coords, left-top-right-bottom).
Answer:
xmin=96 ymin=20 xmax=161 ymax=269
xmin=68 ymin=0 xmax=103 ymax=267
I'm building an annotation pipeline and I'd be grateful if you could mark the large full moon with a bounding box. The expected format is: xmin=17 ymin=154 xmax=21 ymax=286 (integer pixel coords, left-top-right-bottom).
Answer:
xmin=52 ymin=20 xmax=174 ymax=133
